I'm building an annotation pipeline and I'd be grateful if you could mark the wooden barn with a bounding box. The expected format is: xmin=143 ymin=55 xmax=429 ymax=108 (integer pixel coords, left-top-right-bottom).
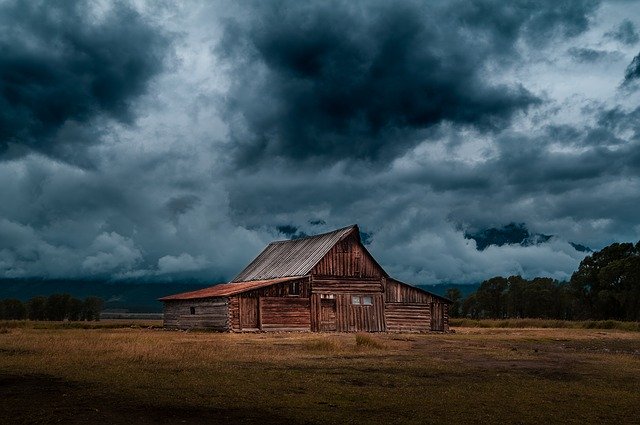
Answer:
xmin=160 ymin=225 xmax=451 ymax=332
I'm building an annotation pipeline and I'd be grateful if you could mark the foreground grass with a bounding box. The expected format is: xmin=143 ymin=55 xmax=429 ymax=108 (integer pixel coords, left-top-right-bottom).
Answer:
xmin=449 ymin=318 xmax=640 ymax=331
xmin=0 ymin=325 xmax=639 ymax=424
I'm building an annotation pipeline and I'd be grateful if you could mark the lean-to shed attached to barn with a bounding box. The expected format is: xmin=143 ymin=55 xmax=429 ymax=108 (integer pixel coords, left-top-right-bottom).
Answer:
xmin=160 ymin=225 xmax=451 ymax=332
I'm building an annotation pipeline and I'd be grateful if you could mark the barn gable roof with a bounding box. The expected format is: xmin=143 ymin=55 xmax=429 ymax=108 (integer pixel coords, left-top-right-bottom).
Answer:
xmin=231 ymin=224 xmax=359 ymax=282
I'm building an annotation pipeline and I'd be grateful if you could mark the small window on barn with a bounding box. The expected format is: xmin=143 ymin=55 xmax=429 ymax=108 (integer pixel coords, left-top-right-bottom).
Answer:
xmin=352 ymin=295 xmax=372 ymax=306
xmin=290 ymin=282 xmax=300 ymax=296
xmin=321 ymin=294 xmax=335 ymax=299
xmin=190 ymin=307 xmax=196 ymax=315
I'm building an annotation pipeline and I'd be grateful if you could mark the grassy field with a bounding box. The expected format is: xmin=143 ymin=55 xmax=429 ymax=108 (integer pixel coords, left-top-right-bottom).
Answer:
xmin=1 ymin=322 xmax=639 ymax=424
xmin=449 ymin=318 xmax=640 ymax=331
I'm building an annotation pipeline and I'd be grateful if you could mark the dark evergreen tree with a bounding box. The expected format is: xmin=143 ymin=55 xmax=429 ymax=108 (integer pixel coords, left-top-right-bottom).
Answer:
xmin=46 ymin=293 xmax=71 ymax=321
xmin=445 ymin=288 xmax=463 ymax=318
xmin=68 ymin=297 xmax=84 ymax=321
xmin=27 ymin=296 xmax=47 ymax=321
xmin=461 ymin=293 xmax=479 ymax=319
xmin=570 ymin=241 xmax=640 ymax=320
xmin=2 ymin=299 xmax=27 ymax=320
xmin=475 ymin=277 xmax=508 ymax=318
xmin=82 ymin=297 xmax=103 ymax=321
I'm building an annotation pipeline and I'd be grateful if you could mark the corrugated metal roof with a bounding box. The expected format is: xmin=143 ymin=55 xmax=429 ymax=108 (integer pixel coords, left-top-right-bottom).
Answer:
xmin=158 ymin=276 xmax=303 ymax=300
xmin=232 ymin=225 xmax=358 ymax=282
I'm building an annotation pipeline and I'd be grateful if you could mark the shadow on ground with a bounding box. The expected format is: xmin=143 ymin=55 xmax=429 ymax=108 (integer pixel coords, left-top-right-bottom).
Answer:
xmin=0 ymin=374 xmax=298 ymax=425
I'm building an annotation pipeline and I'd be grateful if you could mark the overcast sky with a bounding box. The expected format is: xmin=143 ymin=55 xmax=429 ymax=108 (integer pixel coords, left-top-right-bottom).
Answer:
xmin=1 ymin=0 xmax=640 ymax=285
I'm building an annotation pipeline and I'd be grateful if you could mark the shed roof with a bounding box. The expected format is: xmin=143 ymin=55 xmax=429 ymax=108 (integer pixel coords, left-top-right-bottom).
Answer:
xmin=158 ymin=276 xmax=303 ymax=301
xmin=231 ymin=224 xmax=358 ymax=282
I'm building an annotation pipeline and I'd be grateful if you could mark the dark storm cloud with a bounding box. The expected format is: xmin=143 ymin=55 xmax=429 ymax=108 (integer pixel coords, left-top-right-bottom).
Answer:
xmin=622 ymin=51 xmax=640 ymax=86
xmin=2 ymin=0 xmax=637 ymax=286
xmin=605 ymin=19 xmax=640 ymax=45
xmin=455 ymin=0 xmax=598 ymax=48
xmin=0 ymin=1 xmax=169 ymax=157
xmin=568 ymin=47 xmax=622 ymax=63
xmin=598 ymin=105 xmax=640 ymax=139
xmin=218 ymin=0 xmax=602 ymax=163
xmin=166 ymin=195 xmax=201 ymax=222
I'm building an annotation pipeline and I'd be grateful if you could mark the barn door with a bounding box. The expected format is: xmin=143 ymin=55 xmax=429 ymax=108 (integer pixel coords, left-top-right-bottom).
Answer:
xmin=431 ymin=302 xmax=444 ymax=331
xmin=320 ymin=298 xmax=337 ymax=331
xmin=240 ymin=297 xmax=259 ymax=330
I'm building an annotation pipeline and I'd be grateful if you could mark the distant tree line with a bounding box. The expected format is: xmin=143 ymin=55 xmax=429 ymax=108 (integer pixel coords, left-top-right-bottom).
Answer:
xmin=0 ymin=294 xmax=103 ymax=321
xmin=446 ymin=241 xmax=640 ymax=321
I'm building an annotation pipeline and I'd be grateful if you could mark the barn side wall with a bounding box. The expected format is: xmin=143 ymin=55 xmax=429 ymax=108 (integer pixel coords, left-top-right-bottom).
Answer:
xmin=432 ymin=300 xmax=450 ymax=332
xmin=310 ymin=277 xmax=385 ymax=332
xmin=163 ymin=298 xmax=229 ymax=331
xmin=261 ymin=297 xmax=311 ymax=330
xmin=385 ymin=303 xmax=431 ymax=332
xmin=229 ymin=277 xmax=312 ymax=332
xmin=385 ymin=280 xmax=450 ymax=332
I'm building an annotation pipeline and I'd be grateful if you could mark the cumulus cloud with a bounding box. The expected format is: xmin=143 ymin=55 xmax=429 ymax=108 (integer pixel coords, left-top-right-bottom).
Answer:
xmin=157 ymin=253 xmax=209 ymax=274
xmin=82 ymin=233 xmax=142 ymax=274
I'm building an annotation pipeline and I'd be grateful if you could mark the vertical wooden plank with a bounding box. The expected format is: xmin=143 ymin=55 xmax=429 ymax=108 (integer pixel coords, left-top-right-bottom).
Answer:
xmin=311 ymin=293 xmax=319 ymax=332
xmin=443 ymin=303 xmax=449 ymax=332
xmin=257 ymin=296 xmax=262 ymax=331
xmin=238 ymin=296 xmax=243 ymax=331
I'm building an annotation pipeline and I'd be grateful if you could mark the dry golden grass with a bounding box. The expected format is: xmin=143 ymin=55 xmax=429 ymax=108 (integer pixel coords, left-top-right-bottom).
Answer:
xmin=450 ymin=318 xmax=640 ymax=331
xmin=1 ymin=323 xmax=639 ymax=424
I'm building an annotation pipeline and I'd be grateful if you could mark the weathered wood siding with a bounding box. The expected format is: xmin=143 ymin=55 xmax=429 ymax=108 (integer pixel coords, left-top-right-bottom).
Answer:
xmin=341 ymin=293 xmax=385 ymax=332
xmin=229 ymin=277 xmax=312 ymax=332
xmin=311 ymin=233 xmax=384 ymax=278
xmin=318 ymin=298 xmax=337 ymax=331
xmin=385 ymin=279 xmax=449 ymax=332
xmin=163 ymin=298 xmax=229 ymax=330
xmin=386 ymin=279 xmax=433 ymax=303
xmin=431 ymin=301 xmax=449 ymax=332
xmin=229 ymin=296 xmax=240 ymax=330
xmin=310 ymin=292 xmax=385 ymax=332
xmin=261 ymin=297 xmax=310 ymax=330
xmin=312 ymin=277 xmax=384 ymax=293
xmin=240 ymin=297 xmax=259 ymax=329
xmin=385 ymin=303 xmax=431 ymax=332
